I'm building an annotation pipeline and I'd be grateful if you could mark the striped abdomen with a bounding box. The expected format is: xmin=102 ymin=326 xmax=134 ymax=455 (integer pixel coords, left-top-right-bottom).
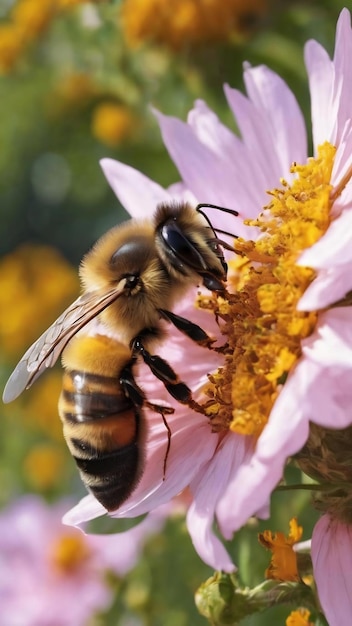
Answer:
xmin=59 ymin=369 xmax=144 ymax=511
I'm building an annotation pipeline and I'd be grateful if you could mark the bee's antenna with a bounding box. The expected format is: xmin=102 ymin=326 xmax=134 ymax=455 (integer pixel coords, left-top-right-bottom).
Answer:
xmin=195 ymin=204 xmax=239 ymax=242
xmin=195 ymin=203 xmax=239 ymax=217
xmin=211 ymin=229 xmax=238 ymax=241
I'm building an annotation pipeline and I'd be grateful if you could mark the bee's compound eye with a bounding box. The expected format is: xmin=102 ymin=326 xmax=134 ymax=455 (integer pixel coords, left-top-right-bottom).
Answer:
xmin=160 ymin=223 xmax=206 ymax=270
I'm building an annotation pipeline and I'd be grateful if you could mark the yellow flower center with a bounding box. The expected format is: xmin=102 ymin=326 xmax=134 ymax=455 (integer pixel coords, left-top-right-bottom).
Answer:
xmin=259 ymin=517 xmax=303 ymax=582
xmin=202 ymin=142 xmax=339 ymax=437
xmin=50 ymin=532 xmax=91 ymax=574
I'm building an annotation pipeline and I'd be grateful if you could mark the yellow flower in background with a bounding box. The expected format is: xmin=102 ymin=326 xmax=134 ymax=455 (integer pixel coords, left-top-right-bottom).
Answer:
xmin=58 ymin=0 xmax=107 ymax=8
xmin=49 ymin=530 xmax=91 ymax=574
xmin=91 ymin=102 xmax=137 ymax=147
xmin=0 ymin=244 xmax=79 ymax=358
xmin=0 ymin=24 xmax=25 ymax=73
xmin=120 ymin=0 xmax=269 ymax=50
xmin=0 ymin=0 xmax=54 ymax=72
xmin=23 ymin=443 xmax=68 ymax=491
xmin=0 ymin=0 xmax=104 ymax=72
xmin=11 ymin=0 xmax=56 ymax=40
xmin=54 ymin=73 xmax=97 ymax=108
xmin=57 ymin=0 xmax=90 ymax=9
xmin=46 ymin=73 xmax=98 ymax=119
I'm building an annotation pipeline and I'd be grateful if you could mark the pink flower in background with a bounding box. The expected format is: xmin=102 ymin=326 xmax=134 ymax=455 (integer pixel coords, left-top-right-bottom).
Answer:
xmin=64 ymin=9 xmax=352 ymax=623
xmin=0 ymin=496 xmax=166 ymax=626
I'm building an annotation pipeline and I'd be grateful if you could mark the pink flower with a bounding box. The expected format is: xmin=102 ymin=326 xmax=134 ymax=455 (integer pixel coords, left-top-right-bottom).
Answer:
xmin=64 ymin=9 xmax=352 ymax=622
xmin=0 ymin=496 xmax=165 ymax=626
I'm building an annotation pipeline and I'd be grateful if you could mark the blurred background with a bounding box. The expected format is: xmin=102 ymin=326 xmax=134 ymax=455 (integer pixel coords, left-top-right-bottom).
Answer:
xmin=0 ymin=1 xmax=346 ymax=624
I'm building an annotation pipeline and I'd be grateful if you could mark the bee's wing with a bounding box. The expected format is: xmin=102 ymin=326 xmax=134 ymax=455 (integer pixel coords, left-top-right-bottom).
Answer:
xmin=3 ymin=286 xmax=124 ymax=403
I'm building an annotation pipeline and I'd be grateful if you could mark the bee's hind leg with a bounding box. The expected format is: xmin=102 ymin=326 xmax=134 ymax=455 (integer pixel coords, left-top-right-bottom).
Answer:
xmin=130 ymin=334 xmax=204 ymax=414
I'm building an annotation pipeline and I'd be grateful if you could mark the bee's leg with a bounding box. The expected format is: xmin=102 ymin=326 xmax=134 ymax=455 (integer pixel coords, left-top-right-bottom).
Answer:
xmin=131 ymin=337 xmax=190 ymax=399
xmin=158 ymin=309 xmax=215 ymax=348
xmin=120 ymin=365 xmax=173 ymax=480
xmin=131 ymin=336 xmax=204 ymax=413
xmin=157 ymin=412 xmax=172 ymax=480
xmin=120 ymin=362 xmax=174 ymax=415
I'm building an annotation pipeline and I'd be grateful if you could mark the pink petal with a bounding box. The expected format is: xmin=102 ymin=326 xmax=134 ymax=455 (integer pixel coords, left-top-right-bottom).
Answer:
xmin=312 ymin=514 xmax=352 ymax=626
xmin=297 ymin=206 xmax=352 ymax=310
xmin=304 ymin=366 xmax=352 ymax=429
xmin=298 ymin=209 xmax=352 ymax=270
xmin=332 ymin=9 xmax=352 ymax=145
xmin=187 ymin=99 xmax=244 ymax=161
xmin=154 ymin=109 xmax=255 ymax=239
xmin=297 ymin=265 xmax=352 ymax=310
xmin=225 ymin=65 xmax=307 ymax=188
xmin=305 ymin=9 xmax=352 ymax=149
xmin=304 ymin=39 xmax=336 ymax=148
xmin=63 ymin=495 xmax=106 ymax=527
xmin=224 ymin=85 xmax=278 ymax=194
xmin=331 ymin=120 xmax=352 ymax=215
xmin=100 ymin=158 xmax=171 ymax=218
xmin=187 ymin=501 xmax=235 ymax=573
xmin=302 ymin=308 xmax=352 ymax=368
xmin=154 ymin=110 xmax=239 ymax=208
xmin=242 ymin=64 xmax=307 ymax=171
xmin=187 ymin=433 xmax=248 ymax=571
xmin=166 ymin=181 xmax=198 ymax=206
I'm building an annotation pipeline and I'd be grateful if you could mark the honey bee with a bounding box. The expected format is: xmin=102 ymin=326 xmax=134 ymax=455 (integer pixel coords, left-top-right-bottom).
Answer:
xmin=3 ymin=201 xmax=238 ymax=509
xmin=3 ymin=201 xmax=237 ymax=405
xmin=59 ymin=334 xmax=173 ymax=511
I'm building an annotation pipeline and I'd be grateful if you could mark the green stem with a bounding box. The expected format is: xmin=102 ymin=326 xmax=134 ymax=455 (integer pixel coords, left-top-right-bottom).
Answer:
xmin=276 ymin=482 xmax=350 ymax=492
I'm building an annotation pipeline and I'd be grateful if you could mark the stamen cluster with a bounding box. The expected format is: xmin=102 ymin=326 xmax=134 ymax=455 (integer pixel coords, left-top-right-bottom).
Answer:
xmin=201 ymin=143 xmax=335 ymax=437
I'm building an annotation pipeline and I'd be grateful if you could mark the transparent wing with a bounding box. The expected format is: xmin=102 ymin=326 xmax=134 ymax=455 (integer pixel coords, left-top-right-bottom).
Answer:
xmin=3 ymin=286 xmax=124 ymax=403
